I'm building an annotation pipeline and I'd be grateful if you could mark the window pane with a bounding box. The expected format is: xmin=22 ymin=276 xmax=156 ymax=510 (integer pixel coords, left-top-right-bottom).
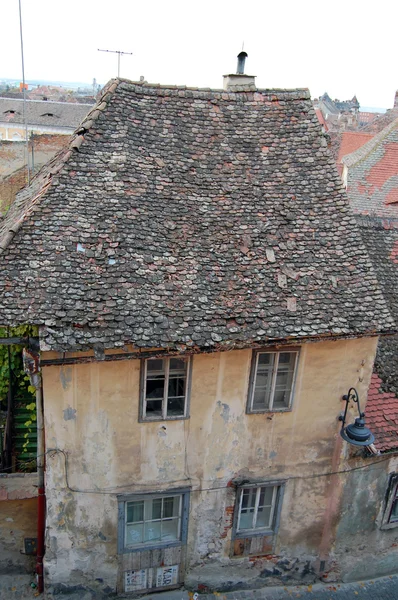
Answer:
xmin=127 ymin=501 xmax=144 ymax=523
xmin=259 ymin=487 xmax=274 ymax=507
xmin=272 ymin=389 xmax=291 ymax=409
xmin=258 ymin=353 xmax=273 ymax=366
xmin=256 ymin=505 xmax=272 ymax=529
xmin=170 ymin=358 xmax=186 ymax=371
xmin=239 ymin=512 xmax=254 ymax=530
xmin=146 ymin=399 xmax=163 ymax=416
xmin=168 ymin=375 xmax=186 ymax=398
xmin=163 ymin=496 xmax=180 ymax=518
xmin=279 ymin=352 xmax=295 ymax=365
xmin=147 ymin=359 xmax=164 ymax=372
xmin=144 ymin=521 xmax=161 ymax=542
xmin=146 ymin=377 xmax=165 ymax=399
xmin=167 ymin=396 xmax=185 ymax=416
xmin=241 ymin=488 xmax=256 ymax=509
xmin=390 ymin=499 xmax=398 ymax=522
xmin=126 ymin=523 xmax=143 ymax=545
xmin=252 ymin=370 xmax=272 ymax=409
xmin=151 ymin=499 xmax=162 ymax=520
xmin=162 ymin=519 xmax=179 ymax=541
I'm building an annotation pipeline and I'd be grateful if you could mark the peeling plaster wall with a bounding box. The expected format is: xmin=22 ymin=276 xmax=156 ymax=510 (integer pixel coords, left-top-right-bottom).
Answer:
xmin=42 ymin=338 xmax=378 ymax=592
xmin=334 ymin=455 xmax=398 ymax=582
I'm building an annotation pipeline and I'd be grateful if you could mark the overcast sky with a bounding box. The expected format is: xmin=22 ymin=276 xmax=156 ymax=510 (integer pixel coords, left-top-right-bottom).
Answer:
xmin=1 ymin=0 xmax=396 ymax=109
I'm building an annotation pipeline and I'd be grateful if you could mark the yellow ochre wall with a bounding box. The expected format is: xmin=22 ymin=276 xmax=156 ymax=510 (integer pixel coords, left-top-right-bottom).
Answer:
xmin=42 ymin=337 xmax=378 ymax=590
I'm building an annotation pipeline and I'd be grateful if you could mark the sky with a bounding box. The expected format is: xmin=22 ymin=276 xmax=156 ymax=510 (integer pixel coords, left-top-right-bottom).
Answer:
xmin=1 ymin=0 xmax=396 ymax=109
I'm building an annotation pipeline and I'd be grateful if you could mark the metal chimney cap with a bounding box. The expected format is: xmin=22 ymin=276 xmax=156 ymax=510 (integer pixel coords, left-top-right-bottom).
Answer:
xmin=236 ymin=51 xmax=248 ymax=75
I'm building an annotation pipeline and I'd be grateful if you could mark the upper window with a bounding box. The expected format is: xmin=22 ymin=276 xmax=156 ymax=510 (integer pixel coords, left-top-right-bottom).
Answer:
xmin=118 ymin=491 xmax=190 ymax=553
xmin=247 ymin=350 xmax=298 ymax=413
xmin=140 ymin=356 xmax=191 ymax=421
xmin=381 ymin=474 xmax=398 ymax=529
xmin=235 ymin=483 xmax=283 ymax=535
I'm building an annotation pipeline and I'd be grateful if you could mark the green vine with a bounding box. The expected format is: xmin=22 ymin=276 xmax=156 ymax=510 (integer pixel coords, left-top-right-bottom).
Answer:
xmin=0 ymin=325 xmax=38 ymax=471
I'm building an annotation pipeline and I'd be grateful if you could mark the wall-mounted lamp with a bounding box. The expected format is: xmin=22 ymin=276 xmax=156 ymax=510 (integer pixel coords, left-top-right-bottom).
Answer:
xmin=339 ymin=388 xmax=375 ymax=447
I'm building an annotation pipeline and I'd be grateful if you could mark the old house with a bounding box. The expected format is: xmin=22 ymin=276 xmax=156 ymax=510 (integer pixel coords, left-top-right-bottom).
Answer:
xmin=0 ymin=70 xmax=396 ymax=595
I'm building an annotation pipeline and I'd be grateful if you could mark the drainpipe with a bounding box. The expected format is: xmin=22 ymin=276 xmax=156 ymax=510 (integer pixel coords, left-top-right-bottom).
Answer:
xmin=23 ymin=347 xmax=45 ymax=594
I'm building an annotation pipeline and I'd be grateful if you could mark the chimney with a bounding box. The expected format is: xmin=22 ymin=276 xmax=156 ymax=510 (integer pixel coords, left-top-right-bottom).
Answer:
xmin=223 ymin=51 xmax=256 ymax=91
xmin=394 ymin=90 xmax=398 ymax=109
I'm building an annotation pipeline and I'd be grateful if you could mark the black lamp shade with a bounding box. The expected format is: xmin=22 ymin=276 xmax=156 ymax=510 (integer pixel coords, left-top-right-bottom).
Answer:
xmin=340 ymin=416 xmax=375 ymax=447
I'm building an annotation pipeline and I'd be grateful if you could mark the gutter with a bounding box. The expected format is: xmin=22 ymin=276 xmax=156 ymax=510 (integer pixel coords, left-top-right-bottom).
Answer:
xmin=23 ymin=347 xmax=45 ymax=594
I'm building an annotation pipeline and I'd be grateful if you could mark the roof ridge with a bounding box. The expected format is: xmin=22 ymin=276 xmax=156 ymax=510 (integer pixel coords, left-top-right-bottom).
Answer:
xmin=342 ymin=117 xmax=398 ymax=167
xmin=0 ymin=79 xmax=120 ymax=256
xmin=116 ymin=78 xmax=311 ymax=98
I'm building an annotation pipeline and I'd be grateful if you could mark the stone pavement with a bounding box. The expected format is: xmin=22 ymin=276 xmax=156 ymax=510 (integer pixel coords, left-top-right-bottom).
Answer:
xmin=2 ymin=574 xmax=398 ymax=600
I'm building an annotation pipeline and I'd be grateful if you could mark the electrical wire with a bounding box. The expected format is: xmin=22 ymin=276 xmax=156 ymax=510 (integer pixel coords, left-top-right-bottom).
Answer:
xmin=46 ymin=447 xmax=398 ymax=496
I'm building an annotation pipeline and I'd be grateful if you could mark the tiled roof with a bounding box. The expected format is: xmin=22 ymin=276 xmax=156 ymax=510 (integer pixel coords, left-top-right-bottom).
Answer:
xmin=315 ymin=109 xmax=328 ymax=131
xmin=0 ymin=79 xmax=394 ymax=352
xmin=366 ymin=373 xmax=398 ymax=452
xmin=0 ymin=98 xmax=92 ymax=129
xmin=343 ymin=118 xmax=398 ymax=219
xmin=336 ymin=132 xmax=374 ymax=174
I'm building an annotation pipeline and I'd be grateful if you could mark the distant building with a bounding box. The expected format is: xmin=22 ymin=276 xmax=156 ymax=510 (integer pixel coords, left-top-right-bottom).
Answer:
xmin=0 ymin=98 xmax=92 ymax=141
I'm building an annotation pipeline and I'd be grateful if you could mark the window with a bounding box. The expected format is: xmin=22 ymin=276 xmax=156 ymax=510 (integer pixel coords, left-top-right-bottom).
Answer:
xmin=247 ymin=350 xmax=298 ymax=412
xmin=381 ymin=474 xmax=398 ymax=529
xmin=140 ymin=356 xmax=191 ymax=421
xmin=235 ymin=483 xmax=283 ymax=536
xmin=118 ymin=491 xmax=190 ymax=552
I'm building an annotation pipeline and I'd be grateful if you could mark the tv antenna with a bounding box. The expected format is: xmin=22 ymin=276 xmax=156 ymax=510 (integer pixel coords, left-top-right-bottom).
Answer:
xmin=98 ymin=48 xmax=133 ymax=78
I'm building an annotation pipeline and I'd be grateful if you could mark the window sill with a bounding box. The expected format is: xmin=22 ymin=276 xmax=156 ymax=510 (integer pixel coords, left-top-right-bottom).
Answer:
xmin=120 ymin=540 xmax=183 ymax=554
xmin=234 ymin=529 xmax=275 ymax=538
xmin=139 ymin=415 xmax=189 ymax=423
xmin=246 ymin=408 xmax=292 ymax=415
xmin=380 ymin=521 xmax=398 ymax=531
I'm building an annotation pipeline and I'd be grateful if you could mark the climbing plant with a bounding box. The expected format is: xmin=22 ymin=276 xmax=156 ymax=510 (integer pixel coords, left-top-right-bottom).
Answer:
xmin=0 ymin=324 xmax=38 ymax=407
xmin=0 ymin=325 xmax=38 ymax=471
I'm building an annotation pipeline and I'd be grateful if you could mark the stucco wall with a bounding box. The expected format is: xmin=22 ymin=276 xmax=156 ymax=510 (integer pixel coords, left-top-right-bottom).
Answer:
xmin=42 ymin=337 xmax=380 ymax=592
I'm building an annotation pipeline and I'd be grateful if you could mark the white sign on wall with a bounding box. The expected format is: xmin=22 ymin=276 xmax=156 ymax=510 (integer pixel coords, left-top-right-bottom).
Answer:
xmin=124 ymin=565 xmax=179 ymax=592
xmin=125 ymin=569 xmax=147 ymax=592
xmin=156 ymin=565 xmax=179 ymax=587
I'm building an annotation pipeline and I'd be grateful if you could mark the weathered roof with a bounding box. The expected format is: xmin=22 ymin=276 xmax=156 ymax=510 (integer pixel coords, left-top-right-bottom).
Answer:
xmin=0 ymin=78 xmax=394 ymax=352
xmin=0 ymin=98 xmax=92 ymax=130
xmin=337 ymin=132 xmax=374 ymax=166
xmin=366 ymin=372 xmax=398 ymax=453
xmin=344 ymin=120 xmax=398 ymax=451
xmin=343 ymin=118 xmax=398 ymax=216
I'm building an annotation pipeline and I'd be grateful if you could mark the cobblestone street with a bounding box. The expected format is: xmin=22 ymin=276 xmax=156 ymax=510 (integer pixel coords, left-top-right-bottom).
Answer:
xmin=2 ymin=574 xmax=398 ymax=600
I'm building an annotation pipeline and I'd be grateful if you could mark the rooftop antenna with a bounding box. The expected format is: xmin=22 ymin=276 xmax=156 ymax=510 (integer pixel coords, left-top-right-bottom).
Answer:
xmin=97 ymin=48 xmax=133 ymax=78
xmin=18 ymin=0 xmax=30 ymax=185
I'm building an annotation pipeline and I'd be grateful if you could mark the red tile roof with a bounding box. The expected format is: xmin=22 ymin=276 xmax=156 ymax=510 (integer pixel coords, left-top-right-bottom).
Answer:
xmin=315 ymin=108 xmax=328 ymax=131
xmin=366 ymin=373 xmax=398 ymax=452
xmin=337 ymin=132 xmax=374 ymax=165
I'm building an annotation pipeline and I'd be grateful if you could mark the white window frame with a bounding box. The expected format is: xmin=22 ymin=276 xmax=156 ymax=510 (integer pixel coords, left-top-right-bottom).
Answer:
xmin=247 ymin=349 xmax=299 ymax=413
xmin=140 ymin=356 xmax=192 ymax=421
xmin=381 ymin=474 xmax=398 ymax=530
xmin=118 ymin=490 xmax=190 ymax=553
xmin=234 ymin=482 xmax=285 ymax=537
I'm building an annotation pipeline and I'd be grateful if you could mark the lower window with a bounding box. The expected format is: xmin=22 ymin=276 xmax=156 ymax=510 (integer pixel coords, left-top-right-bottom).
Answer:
xmin=235 ymin=483 xmax=283 ymax=535
xmin=381 ymin=474 xmax=398 ymax=529
xmin=118 ymin=491 xmax=190 ymax=552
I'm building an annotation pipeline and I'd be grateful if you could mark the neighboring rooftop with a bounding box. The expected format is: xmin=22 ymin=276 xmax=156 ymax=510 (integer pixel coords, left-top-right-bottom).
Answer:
xmin=0 ymin=98 xmax=92 ymax=130
xmin=0 ymin=78 xmax=394 ymax=352
xmin=336 ymin=131 xmax=374 ymax=174
xmin=342 ymin=117 xmax=398 ymax=452
xmin=343 ymin=117 xmax=398 ymax=217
